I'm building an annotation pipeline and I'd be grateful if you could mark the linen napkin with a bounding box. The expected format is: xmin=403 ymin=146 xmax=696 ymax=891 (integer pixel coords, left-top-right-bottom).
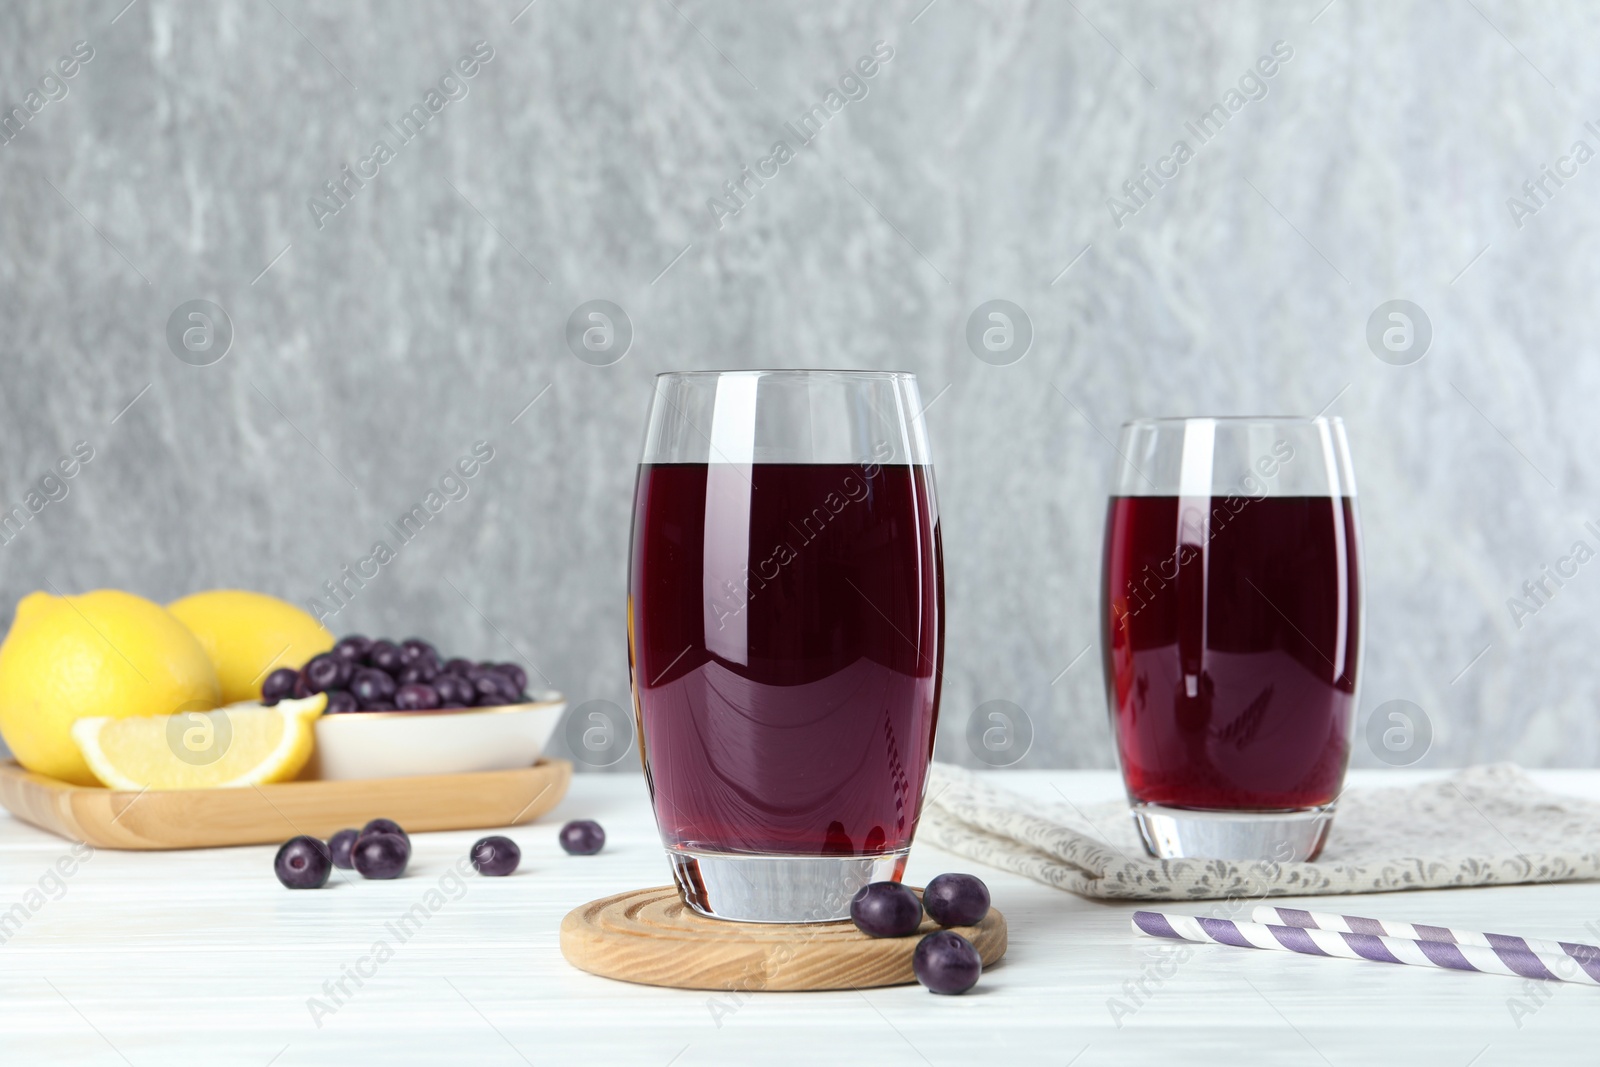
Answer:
xmin=918 ymin=763 xmax=1600 ymax=900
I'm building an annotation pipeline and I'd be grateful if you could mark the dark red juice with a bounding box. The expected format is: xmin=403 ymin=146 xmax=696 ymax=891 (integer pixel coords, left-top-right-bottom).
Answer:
xmin=629 ymin=462 xmax=943 ymax=856
xmin=1102 ymin=495 xmax=1361 ymax=810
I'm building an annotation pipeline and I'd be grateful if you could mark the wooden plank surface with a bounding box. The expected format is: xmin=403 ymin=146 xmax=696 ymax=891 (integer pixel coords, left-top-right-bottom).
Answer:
xmin=0 ymin=758 xmax=570 ymax=849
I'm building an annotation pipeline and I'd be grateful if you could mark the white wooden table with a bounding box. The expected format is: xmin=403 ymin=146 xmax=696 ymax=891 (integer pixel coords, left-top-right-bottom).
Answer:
xmin=3 ymin=769 xmax=1597 ymax=1065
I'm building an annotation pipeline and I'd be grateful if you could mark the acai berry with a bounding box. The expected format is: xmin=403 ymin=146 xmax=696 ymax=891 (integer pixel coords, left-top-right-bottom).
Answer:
xmin=922 ymin=873 xmax=991 ymax=928
xmin=274 ymin=835 xmax=332 ymax=889
xmin=913 ymin=930 xmax=982 ymax=994
xmin=850 ymin=882 xmax=923 ymax=939
xmin=558 ymin=820 xmax=605 ymax=856
xmin=470 ymin=835 xmax=521 ymax=876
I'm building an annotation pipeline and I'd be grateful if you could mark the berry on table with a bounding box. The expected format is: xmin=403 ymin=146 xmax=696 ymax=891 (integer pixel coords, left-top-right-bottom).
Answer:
xmin=913 ymin=930 xmax=982 ymax=994
xmin=470 ymin=835 xmax=521 ymax=876
xmin=328 ymin=828 xmax=359 ymax=869
xmin=274 ymin=836 xmax=332 ymax=889
xmin=559 ymin=820 xmax=605 ymax=855
xmin=353 ymin=832 xmax=409 ymax=879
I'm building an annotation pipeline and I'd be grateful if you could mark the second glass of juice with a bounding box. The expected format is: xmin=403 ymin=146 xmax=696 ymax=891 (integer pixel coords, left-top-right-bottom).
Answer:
xmin=1101 ymin=416 xmax=1362 ymax=861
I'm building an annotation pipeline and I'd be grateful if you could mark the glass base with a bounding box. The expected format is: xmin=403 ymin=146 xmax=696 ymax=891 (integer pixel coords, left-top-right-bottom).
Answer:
xmin=1132 ymin=802 xmax=1335 ymax=861
xmin=666 ymin=847 xmax=909 ymax=924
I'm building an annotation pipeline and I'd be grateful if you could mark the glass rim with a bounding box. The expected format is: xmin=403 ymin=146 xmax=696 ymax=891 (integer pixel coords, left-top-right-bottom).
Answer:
xmin=1120 ymin=414 xmax=1346 ymax=428
xmin=653 ymin=369 xmax=918 ymax=381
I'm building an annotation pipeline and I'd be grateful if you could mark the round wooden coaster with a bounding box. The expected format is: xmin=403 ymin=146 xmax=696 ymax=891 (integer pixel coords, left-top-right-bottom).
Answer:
xmin=559 ymin=885 xmax=1006 ymax=991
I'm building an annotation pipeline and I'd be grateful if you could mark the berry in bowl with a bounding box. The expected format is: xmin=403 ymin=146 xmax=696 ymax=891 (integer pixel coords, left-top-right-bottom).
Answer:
xmin=265 ymin=635 xmax=566 ymax=781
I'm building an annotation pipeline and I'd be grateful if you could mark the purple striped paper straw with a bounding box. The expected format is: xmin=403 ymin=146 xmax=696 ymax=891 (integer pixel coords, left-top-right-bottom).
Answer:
xmin=1132 ymin=911 xmax=1600 ymax=987
xmin=1253 ymin=906 xmax=1600 ymax=981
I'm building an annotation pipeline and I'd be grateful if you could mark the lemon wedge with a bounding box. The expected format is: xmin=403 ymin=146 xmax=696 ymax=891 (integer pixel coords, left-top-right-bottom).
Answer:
xmin=71 ymin=695 xmax=326 ymax=790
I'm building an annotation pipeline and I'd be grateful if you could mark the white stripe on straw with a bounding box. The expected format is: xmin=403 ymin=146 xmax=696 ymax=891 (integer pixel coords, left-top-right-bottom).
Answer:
xmin=1253 ymin=906 xmax=1600 ymax=977
xmin=1132 ymin=911 xmax=1600 ymax=987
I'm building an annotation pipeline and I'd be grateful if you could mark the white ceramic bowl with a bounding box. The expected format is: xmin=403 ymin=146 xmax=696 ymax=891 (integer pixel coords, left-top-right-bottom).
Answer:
xmin=305 ymin=693 xmax=567 ymax=781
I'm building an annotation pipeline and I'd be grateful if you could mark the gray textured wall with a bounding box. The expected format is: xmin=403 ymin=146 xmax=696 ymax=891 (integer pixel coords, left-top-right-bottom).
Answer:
xmin=2 ymin=0 xmax=1596 ymax=771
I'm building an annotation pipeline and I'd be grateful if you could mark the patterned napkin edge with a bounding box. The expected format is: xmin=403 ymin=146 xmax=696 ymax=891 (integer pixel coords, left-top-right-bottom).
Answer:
xmin=919 ymin=762 xmax=1600 ymax=900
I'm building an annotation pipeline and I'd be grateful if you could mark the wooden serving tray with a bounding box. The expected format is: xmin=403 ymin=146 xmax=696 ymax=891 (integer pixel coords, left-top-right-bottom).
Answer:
xmin=0 ymin=758 xmax=571 ymax=850
xmin=561 ymin=885 xmax=1007 ymax=991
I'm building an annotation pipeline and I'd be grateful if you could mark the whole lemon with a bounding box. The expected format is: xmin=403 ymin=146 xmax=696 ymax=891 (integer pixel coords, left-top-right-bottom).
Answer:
xmin=0 ymin=590 xmax=223 ymax=785
xmin=166 ymin=590 xmax=334 ymax=705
